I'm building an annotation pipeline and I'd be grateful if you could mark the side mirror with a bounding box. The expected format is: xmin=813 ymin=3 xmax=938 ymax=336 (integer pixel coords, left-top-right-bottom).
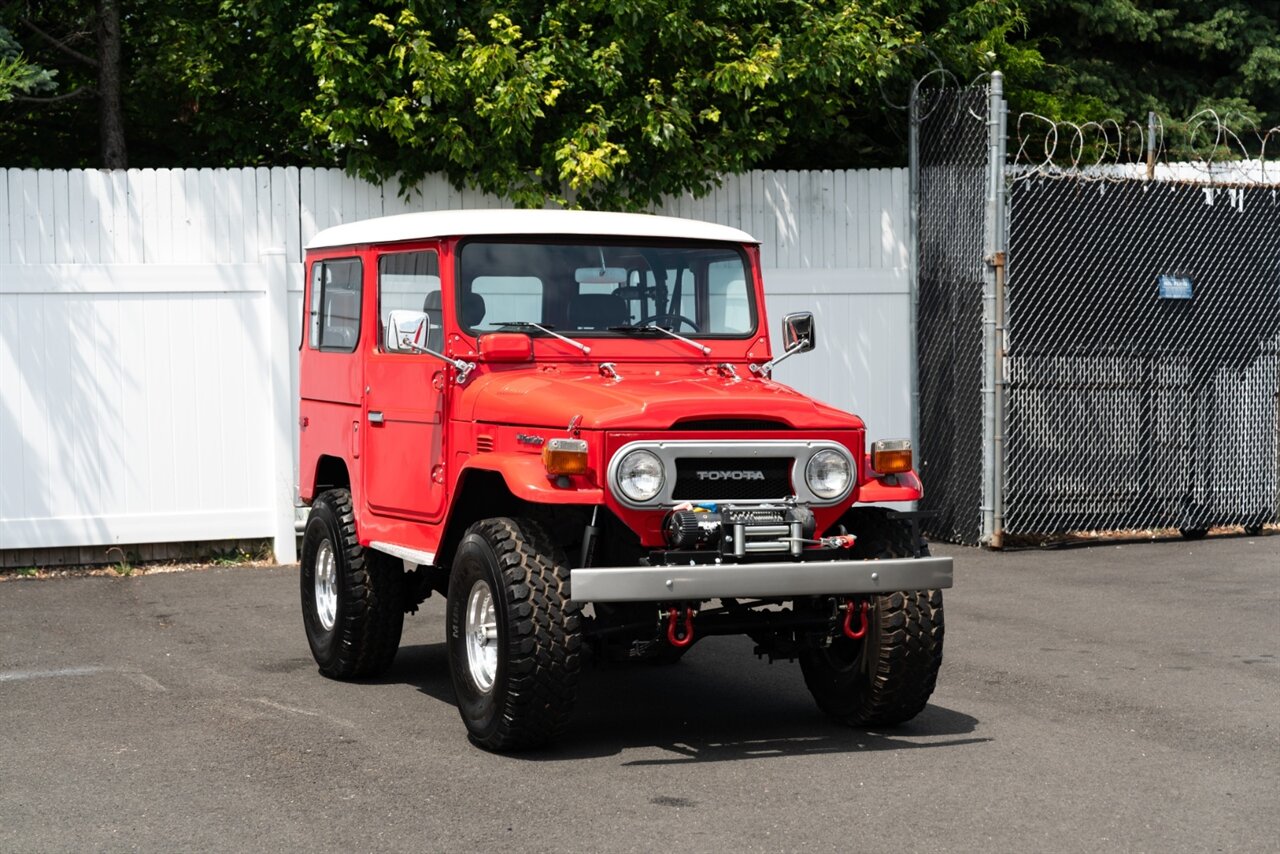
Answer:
xmin=386 ymin=310 xmax=430 ymax=354
xmin=782 ymin=312 xmax=816 ymax=353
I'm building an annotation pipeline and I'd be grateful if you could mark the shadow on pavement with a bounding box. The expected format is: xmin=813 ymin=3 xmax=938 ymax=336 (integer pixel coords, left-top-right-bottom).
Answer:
xmin=380 ymin=641 xmax=986 ymax=763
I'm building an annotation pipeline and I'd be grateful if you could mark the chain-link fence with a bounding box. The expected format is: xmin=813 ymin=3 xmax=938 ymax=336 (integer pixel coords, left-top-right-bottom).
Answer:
xmin=1004 ymin=177 xmax=1280 ymax=535
xmin=915 ymin=84 xmax=990 ymax=544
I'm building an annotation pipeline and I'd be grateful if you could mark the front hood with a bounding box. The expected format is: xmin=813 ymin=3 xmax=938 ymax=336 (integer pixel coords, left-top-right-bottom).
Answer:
xmin=457 ymin=365 xmax=863 ymax=430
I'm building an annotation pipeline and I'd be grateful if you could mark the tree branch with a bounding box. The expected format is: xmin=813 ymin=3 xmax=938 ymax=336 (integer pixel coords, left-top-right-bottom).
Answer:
xmin=12 ymin=86 xmax=96 ymax=103
xmin=20 ymin=18 xmax=98 ymax=67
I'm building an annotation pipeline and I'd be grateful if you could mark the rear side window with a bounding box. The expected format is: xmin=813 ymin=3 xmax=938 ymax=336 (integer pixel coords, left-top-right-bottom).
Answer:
xmin=308 ymin=258 xmax=362 ymax=352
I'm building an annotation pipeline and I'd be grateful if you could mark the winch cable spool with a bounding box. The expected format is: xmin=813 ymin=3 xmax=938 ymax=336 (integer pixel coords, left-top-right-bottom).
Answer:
xmin=664 ymin=505 xmax=842 ymax=554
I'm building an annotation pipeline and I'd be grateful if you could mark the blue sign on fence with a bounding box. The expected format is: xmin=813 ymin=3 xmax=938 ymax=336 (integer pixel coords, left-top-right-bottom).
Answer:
xmin=1157 ymin=274 xmax=1194 ymax=299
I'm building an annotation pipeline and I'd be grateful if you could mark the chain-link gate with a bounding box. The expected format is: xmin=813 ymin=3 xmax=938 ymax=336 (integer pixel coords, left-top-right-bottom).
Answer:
xmin=913 ymin=74 xmax=1279 ymax=544
xmin=914 ymin=83 xmax=992 ymax=545
xmin=1004 ymin=178 xmax=1280 ymax=535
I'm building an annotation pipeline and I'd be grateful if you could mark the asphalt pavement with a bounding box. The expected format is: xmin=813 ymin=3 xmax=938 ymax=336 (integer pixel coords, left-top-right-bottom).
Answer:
xmin=1 ymin=534 xmax=1277 ymax=852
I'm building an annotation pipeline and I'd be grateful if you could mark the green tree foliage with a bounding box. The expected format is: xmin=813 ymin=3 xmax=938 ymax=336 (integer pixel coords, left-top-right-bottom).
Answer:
xmin=297 ymin=1 xmax=932 ymax=207
xmin=764 ymin=0 xmax=1044 ymax=168
xmin=0 ymin=1 xmax=325 ymax=167
xmin=0 ymin=26 xmax=57 ymax=103
xmin=125 ymin=1 xmax=329 ymax=165
xmin=0 ymin=3 xmax=114 ymax=165
xmin=1012 ymin=1 xmax=1280 ymax=140
xmin=0 ymin=2 xmax=1273 ymax=196
xmin=0 ymin=0 xmax=1025 ymax=205
xmin=773 ymin=1 xmax=1280 ymax=166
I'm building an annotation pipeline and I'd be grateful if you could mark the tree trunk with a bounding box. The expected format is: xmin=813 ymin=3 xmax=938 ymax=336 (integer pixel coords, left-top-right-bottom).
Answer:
xmin=97 ymin=0 xmax=127 ymax=168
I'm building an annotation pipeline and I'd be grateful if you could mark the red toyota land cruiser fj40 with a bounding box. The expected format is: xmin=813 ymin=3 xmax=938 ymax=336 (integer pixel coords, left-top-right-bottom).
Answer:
xmin=298 ymin=209 xmax=952 ymax=750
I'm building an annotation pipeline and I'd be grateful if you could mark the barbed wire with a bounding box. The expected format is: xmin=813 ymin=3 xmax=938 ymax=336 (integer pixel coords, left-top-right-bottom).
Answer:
xmin=1009 ymin=110 xmax=1280 ymax=186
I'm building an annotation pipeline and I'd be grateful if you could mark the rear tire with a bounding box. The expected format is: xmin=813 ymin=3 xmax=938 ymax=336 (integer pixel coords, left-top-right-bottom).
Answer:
xmin=799 ymin=509 xmax=944 ymax=726
xmin=446 ymin=517 xmax=582 ymax=751
xmin=300 ymin=489 xmax=404 ymax=679
xmin=1179 ymin=527 xmax=1209 ymax=540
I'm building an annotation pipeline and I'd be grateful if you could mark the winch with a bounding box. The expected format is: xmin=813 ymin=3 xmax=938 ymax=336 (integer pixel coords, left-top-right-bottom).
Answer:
xmin=663 ymin=504 xmax=817 ymax=558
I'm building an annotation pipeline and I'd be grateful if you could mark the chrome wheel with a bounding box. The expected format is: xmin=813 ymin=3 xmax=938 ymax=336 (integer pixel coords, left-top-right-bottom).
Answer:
xmin=314 ymin=538 xmax=338 ymax=631
xmin=464 ymin=579 xmax=499 ymax=692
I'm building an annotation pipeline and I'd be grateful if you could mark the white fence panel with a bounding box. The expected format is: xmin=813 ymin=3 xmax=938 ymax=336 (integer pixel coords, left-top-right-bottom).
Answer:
xmin=0 ymin=166 xmax=909 ymax=558
xmin=0 ymin=263 xmax=289 ymax=552
xmin=766 ymin=267 xmax=912 ymax=445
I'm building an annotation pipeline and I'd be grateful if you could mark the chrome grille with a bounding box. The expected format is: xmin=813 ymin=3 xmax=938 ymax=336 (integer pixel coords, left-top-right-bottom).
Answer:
xmin=607 ymin=440 xmax=855 ymax=508
xmin=671 ymin=457 xmax=792 ymax=501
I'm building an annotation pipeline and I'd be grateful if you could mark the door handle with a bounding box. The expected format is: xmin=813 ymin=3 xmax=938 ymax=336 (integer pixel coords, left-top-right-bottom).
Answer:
xmin=368 ymin=411 xmax=384 ymax=425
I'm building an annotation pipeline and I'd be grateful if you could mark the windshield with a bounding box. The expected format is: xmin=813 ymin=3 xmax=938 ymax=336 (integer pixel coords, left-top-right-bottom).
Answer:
xmin=455 ymin=239 xmax=755 ymax=337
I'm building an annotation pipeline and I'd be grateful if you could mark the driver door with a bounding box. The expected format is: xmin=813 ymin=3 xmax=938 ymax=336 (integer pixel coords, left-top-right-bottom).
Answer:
xmin=363 ymin=248 xmax=448 ymax=522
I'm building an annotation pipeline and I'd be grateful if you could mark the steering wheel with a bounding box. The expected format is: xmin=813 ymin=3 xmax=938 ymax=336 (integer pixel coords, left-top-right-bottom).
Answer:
xmin=637 ymin=313 xmax=700 ymax=332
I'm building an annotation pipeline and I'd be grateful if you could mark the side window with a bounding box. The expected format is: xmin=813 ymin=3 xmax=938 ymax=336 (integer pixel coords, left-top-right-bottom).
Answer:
xmin=708 ymin=259 xmax=751 ymax=333
xmin=378 ymin=250 xmax=441 ymax=351
xmin=308 ymin=258 xmax=363 ymax=352
xmin=468 ymin=276 xmax=542 ymax=330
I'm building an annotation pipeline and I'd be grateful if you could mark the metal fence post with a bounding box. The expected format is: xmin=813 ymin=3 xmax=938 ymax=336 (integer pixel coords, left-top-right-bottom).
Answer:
xmin=1147 ymin=111 xmax=1157 ymax=180
xmin=908 ymin=85 xmax=921 ymax=461
xmin=981 ymin=71 xmax=1007 ymax=546
xmin=991 ymin=86 xmax=1009 ymax=548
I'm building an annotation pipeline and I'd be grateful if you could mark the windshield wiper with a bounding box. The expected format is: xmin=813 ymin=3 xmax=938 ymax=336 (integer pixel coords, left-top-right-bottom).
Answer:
xmin=609 ymin=323 xmax=711 ymax=356
xmin=494 ymin=321 xmax=591 ymax=355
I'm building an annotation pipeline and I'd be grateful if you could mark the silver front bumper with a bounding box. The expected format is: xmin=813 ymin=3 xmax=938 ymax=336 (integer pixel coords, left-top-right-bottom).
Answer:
xmin=570 ymin=556 xmax=952 ymax=603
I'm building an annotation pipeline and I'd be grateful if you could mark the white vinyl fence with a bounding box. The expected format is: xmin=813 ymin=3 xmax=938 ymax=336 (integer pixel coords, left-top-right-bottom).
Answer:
xmin=0 ymin=167 xmax=910 ymax=562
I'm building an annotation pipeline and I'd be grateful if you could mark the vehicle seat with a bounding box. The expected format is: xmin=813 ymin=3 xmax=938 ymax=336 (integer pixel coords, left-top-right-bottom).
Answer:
xmin=567 ymin=293 xmax=629 ymax=330
xmin=460 ymin=292 xmax=486 ymax=329
xmin=325 ymin=290 xmax=359 ymax=349
xmin=422 ymin=290 xmax=445 ymax=352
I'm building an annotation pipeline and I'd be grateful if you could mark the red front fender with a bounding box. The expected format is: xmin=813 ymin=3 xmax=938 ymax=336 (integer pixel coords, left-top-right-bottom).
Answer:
xmin=457 ymin=453 xmax=605 ymax=505
xmin=855 ymin=468 xmax=924 ymax=503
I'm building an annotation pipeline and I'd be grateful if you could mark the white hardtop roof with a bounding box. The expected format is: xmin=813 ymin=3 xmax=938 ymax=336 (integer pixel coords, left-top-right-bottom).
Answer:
xmin=305 ymin=208 xmax=758 ymax=250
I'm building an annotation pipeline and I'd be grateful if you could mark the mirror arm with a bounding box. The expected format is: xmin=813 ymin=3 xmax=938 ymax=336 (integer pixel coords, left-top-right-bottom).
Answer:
xmin=398 ymin=335 xmax=476 ymax=384
xmin=748 ymin=337 xmax=810 ymax=377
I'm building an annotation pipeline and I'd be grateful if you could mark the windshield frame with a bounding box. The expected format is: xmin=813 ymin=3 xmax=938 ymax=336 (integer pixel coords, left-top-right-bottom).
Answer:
xmin=452 ymin=236 xmax=759 ymax=339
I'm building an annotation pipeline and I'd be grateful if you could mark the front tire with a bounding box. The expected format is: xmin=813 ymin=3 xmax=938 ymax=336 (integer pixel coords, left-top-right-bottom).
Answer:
xmin=800 ymin=510 xmax=944 ymax=726
xmin=300 ymin=489 xmax=404 ymax=679
xmin=447 ymin=517 xmax=582 ymax=751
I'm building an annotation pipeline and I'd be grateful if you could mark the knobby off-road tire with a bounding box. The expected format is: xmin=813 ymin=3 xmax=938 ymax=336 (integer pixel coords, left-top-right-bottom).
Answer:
xmin=799 ymin=509 xmax=944 ymax=727
xmin=447 ymin=517 xmax=582 ymax=751
xmin=300 ymin=489 xmax=404 ymax=679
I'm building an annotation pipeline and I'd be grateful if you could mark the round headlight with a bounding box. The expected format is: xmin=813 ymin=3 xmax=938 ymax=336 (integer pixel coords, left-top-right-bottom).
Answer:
xmin=806 ymin=449 xmax=852 ymax=499
xmin=616 ymin=449 xmax=665 ymax=502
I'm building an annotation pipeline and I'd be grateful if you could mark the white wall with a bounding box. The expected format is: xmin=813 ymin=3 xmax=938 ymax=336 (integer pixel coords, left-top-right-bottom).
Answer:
xmin=0 ymin=167 xmax=910 ymax=558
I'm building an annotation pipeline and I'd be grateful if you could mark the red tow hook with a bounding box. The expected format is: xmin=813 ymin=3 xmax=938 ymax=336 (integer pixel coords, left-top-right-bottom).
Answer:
xmin=842 ymin=599 xmax=870 ymax=640
xmin=666 ymin=606 xmax=696 ymax=648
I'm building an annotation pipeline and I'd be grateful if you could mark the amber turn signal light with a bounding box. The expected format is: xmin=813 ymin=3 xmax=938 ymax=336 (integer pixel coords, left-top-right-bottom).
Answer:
xmin=542 ymin=438 xmax=589 ymax=475
xmin=871 ymin=439 xmax=913 ymax=474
